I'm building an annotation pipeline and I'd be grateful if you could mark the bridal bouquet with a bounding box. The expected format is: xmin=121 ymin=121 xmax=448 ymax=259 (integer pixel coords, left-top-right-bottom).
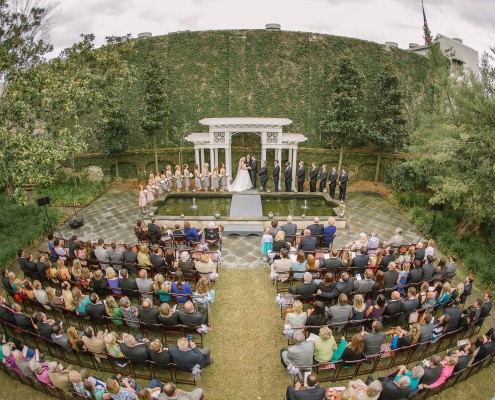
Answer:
xmin=160 ymin=179 xmax=165 ymax=184
xmin=189 ymin=173 xmax=193 ymax=178
xmin=180 ymin=175 xmax=184 ymax=178
xmin=225 ymin=172 xmax=230 ymax=177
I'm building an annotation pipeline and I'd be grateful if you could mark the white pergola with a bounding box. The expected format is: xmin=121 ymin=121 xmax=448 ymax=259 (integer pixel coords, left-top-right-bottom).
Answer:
xmin=185 ymin=117 xmax=307 ymax=190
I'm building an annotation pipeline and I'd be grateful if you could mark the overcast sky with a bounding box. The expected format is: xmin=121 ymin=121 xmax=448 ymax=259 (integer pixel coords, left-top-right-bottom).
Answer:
xmin=48 ymin=0 xmax=494 ymax=59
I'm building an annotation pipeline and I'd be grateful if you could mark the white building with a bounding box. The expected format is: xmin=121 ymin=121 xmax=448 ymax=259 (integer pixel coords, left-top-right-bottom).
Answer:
xmin=408 ymin=34 xmax=479 ymax=74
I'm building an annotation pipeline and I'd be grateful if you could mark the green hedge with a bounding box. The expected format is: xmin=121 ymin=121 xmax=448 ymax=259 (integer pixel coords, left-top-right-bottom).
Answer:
xmin=102 ymin=30 xmax=429 ymax=151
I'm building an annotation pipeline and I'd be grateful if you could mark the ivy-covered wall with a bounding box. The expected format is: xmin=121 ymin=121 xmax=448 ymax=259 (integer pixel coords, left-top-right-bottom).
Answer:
xmin=107 ymin=29 xmax=428 ymax=150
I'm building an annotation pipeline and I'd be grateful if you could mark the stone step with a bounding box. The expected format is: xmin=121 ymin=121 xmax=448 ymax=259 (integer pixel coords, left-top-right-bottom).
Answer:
xmin=223 ymin=223 xmax=264 ymax=237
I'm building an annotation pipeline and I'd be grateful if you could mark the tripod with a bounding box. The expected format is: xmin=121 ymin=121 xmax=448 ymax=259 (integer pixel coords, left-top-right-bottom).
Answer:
xmin=41 ymin=203 xmax=63 ymax=238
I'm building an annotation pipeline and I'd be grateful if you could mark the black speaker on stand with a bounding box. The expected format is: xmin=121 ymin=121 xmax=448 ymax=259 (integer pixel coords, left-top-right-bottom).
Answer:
xmin=68 ymin=203 xmax=84 ymax=229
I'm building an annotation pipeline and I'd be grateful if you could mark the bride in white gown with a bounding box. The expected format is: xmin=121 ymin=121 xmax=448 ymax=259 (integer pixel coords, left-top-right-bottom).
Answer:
xmin=228 ymin=157 xmax=253 ymax=192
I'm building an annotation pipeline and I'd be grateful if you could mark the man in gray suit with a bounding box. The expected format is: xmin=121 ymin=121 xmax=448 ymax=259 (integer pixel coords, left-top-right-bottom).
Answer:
xmin=419 ymin=313 xmax=434 ymax=344
xmin=94 ymin=239 xmax=110 ymax=269
xmin=363 ymin=321 xmax=386 ymax=357
xmin=159 ymin=382 xmax=204 ymax=400
xmin=353 ymin=269 xmax=375 ymax=294
xmin=281 ymin=331 xmax=314 ymax=368
xmin=443 ymin=298 xmax=463 ymax=332
xmin=328 ymin=293 xmax=352 ymax=326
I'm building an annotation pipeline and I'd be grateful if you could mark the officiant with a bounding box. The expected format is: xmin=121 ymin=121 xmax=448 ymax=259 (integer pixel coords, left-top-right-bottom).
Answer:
xmin=250 ymin=154 xmax=258 ymax=188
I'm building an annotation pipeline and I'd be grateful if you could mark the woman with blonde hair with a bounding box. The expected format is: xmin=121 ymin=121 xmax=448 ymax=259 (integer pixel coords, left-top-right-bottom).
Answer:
xmin=195 ymin=253 xmax=217 ymax=280
xmin=44 ymin=260 xmax=57 ymax=282
xmin=153 ymin=273 xmax=171 ymax=302
xmin=67 ymin=326 xmax=84 ymax=351
xmin=79 ymin=267 xmax=93 ymax=290
xmin=425 ymin=239 xmax=436 ymax=259
xmin=272 ymin=230 xmax=291 ymax=252
xmin=436 ymin=282 xmax=452 ymax=306
xmin=71 ymin=258 xmax=83 ymax=279
xmin=105 ymin=295 xmax=123 ymax=327
xmin=104 ymin=332 xmax=124 ymax=359
xmin=202 ymin=163 xmax=210 ymax=192
xmin=351 ymin=294 xmax=367 ymax=323
xmin=211 ymin=166 xmax=219 ymax=192
xmin=194 ymin=277 xmax=215 ymax=306
xmin=137 ymin=245 xmax=152 ymax=267
xmin=386 ymin=323 xmax=421 ymax=350
xmin=46 ymin=286 xmax=64 ymax=308
xmin=55 ymin=259 xmax=71 ymax=281
xmin=174 ymin=165 xmax=182 ymax=191
xmin=284 ymin=299 xmax=307 ymax=337
xmin=314 ymin=326 xmax=338 ymax=362
xmin=61 ymin=281 xmax=74 ymax=310
xmin=72 ymin=287 xmax=91 ymax=314
xmin=105 ymin=267 xmax=122 ymax=295
xmin=306 ymin=254 xmax=319 ymax=272
xmin=183 ymin=164 xmax=190 ymax=192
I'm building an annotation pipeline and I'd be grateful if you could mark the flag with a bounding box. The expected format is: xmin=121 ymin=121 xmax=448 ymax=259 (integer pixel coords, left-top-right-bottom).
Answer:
xmin=422 ymin=0 xmax=433 ymax=46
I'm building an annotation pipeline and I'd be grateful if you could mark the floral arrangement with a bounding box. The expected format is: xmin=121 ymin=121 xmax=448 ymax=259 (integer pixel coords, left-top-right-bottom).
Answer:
xmin=189 ymin=173 xmax=193 ymax=178
xmin=225 ymin=172 xmax=230 ymax=177
xmin=180 ymin=175 xmax=184 ymax=178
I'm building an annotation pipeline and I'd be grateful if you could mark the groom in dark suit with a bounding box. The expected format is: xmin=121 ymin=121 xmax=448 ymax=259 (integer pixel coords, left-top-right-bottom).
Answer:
xmin=329 ymin=166 xmax=338 ymax=199
xmin=250 ymin=155 xmax=258 ymax=188
xmin=296 ymin=161 xmax=305 ymax=192
xmin=257 ymin=161 xmax=268 ymax=191
xmin=272 ymin=160 xmax=280 ymax=192
xmin=284 ymin=162 xmax=293 ymax=192
xmin=309 ymin=162 xmax=318 ymax=192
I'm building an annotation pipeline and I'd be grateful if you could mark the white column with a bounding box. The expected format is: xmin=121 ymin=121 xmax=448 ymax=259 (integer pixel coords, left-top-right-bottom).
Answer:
xmin=209 ymin=148 xmax=215 ymax=169
xmin=225 ymin=147 xmax=232 ymax=185
xmin=292 ymin=147 xmax=298 ymax=191
xmin=214 ymin=148 xmax=219 ymax=169
xmin=277 ymin=149 xmax=282 ymax=191
xmin=200 ymin=148 xmax=205 ymax=169
xmin=262 ymin=146 xmax=267 ymax=163
xmin=195 ymin=148 xmax=200 ymax=168
xmin=288 ymin=148 xmax=293 ymax=166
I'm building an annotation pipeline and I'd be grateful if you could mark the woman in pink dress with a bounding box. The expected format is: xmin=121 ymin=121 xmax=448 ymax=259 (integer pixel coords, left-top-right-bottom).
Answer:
xmin=146 ymin=183 xmax=154 ymax=203
xmin=138 ymin=185 xmax=147 ymax=213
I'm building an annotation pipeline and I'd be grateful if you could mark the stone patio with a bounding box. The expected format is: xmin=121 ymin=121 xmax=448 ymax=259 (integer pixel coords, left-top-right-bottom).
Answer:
xmin=57 ymin=189 xmax=423 ymax=269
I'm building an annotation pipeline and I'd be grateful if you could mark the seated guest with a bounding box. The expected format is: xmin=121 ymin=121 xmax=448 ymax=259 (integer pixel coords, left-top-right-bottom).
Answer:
xmin=54 ymin=239 xmax=68 ymax=261
xmin=72 ymin=287 xmax=91 ymax=315
xmin=92 ymin=269 xmax=109 ymax=298
xmin=350 ymin=294 xmax=367 ymax=323
xmin=445 ymin=255 xmax=457 ymax=279
xmin=349 ymin=232 xmax=368 ymax=252
xmin=160 ymin=382 xmax=204 ymax=400
xmin=51 ymin=323 xmax=72 ymax=351
xmin=431 ymin=315 xmax=450 ymax=342
xmin=419 ymin=313 xmax=434 ymax=343
xmin=134 ymin=219 xmax=148 ymax=235
xmin=305 ymin=301 xmax=328 ymax=335
xmin=419 ymin=355 xmax=443 ymax=386
xmin=382 ymin=291 xmax=404 ymax=323
xmin=164 ymin=249 xmax=177 ymax=274
xmin=273 ymin=231 xmax=291 ymax=251
xmin=269 ymin=218 xmax=281 ymax=237
xmin=351 ymin=246 xmax=370 ymax=276
xmin=422 ymin=255 xmax=438 ymax=282
xmin=288 ymin=272 xmax=318 ymax=297
xmin=118 ymin=268 xmax=138 ymax=292
xmin=123 ymin=244 xmax=138 ymax=266
xmin=195 ymin=253 xmax=217 ymax=281
xmin=178 ymin=251 xmax=196 ymax=279
xmin=178 ymin=300 xmax=208 ymax=326
xmin=400 ymin=287 xmax=420 ymax=322
xmin=36 ymin=312 xmax=59 ymax=340
xmin=291 ymin=251 xmax=307 ymax=279
xmin=305 ymin=217 xmax=324 ymax=236
xmin=341 ymin=334 xmax=365 ymax=364
xmin=105 ymin=295 xmax=123 ymax=327
xmin=45 ymin=286 xmax=64 ymax=308
xmin=378 ymin=376 xmax=412 ymax=399
xmin=281 ymin=331 xmax=314 ymax=368
xmin=379 ymin=247 xmax=396 ymax=270
xmin=81 ymin=326 xmax=107 ymax=361
xmin=147 ymin=217 xmax=163 ymax=243
xmin=407 ymin=259 xmax=423 ymax=284
xmin=321 ymin=249 xmax=346 ymax=269
xmin=353 ymin=269 xmax=375 ymax=294
xmin=119 ymin=296 xmax=140 ymax=329
xmin=12 ymin=303 xmax=35 ymax=332
xmin=384 ymin=323 xmax=421 ymax=350
xmin=137 ymin=245 xmax=153 ymax=268
xmin=106 ymin=378 xmax=135 ymax=399
xmin=363 ymin=321 xmax=386 ymax=357
xmin=149 ymin=338 xmax=171 ymax=366
xmin=313 ymin=327 xmax=338 ymax=363
xmin=271 ymin=248 xmax=292 ymax=282
xmin=36 ymin=255 xmax=48 ymax=282
xmin=108 ymin=242 xmax=124 ymax=266
xmin=106 ymin=267 xmax=122 ymax=295
xmin=138 ymin=298 xmax=159 ymax=329
xmin=436 ymin=282 xmax=452 ymax=306
xmin=85 ymin=293 xmax=107 ymax=326
xmin=0 ymin=295 xmax=16 ymax=325
xmin=367 ymin=232 xmax=380 ymax=255
xmin=328 ymin=293 xmax=352 ymax=327
xmin=150 ymin=245 xmax=166 ymax=274
xmin=168 ymin=336 xmax=212 ymax=371
xmin=322 ymin=217 xmax=337 ymax=245
xmin=414 ymin=242 xmax=425 ymax=261
xmin=94 ymin=239 xmax=110 ymax=268
xmin=383 ymin=262 xmax=399 ymax=289
xmin=183 ymin=220 xmax=204 ymax=244
xmin=154 ymin=273 xmax=171 ymax=302
xmin=285 ymin=300 xmax=307 ymax=337
xmin=61 ymin=281 xmax=74 ymax=310
xmin=158 ymin=302 xmax=180 ymax=326
xmin=171 ymin=270 xmax=193 ymax=303
xmin=383 ymin=227 xmax=404 ymax=248
xmin=281 ymin=215 xmax=298 ymax=238
xmin=298 ymin=229 xmax=317 ymax=253
xmin=120 ymin=333 xmax=149 ymax=364
xmin=317 ymin=273 xmax=336 ymax=295
xmin=33 ymin=280 xmax=50 ymax=309
xmin=347 ymin=379 xmax=383 ymax=400
xmin=285 ymin=372 xmax=326 ymax=400
xmin=136 ymin=268 xmax=154 ymax=300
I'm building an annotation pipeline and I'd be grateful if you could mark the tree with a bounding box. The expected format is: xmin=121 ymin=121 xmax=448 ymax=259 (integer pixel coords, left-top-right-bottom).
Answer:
xmin=0 ymin=28 xmax=135 ymax=200
xmin=368 ymin=62 xmax=407 ymax=182
xmin=407 ymin=50 xmax=495 ymax=234
xmin=141 ymin=50 xmax=169 ymax=173
xmin=320 ymin=49 xmax=367 ymax=172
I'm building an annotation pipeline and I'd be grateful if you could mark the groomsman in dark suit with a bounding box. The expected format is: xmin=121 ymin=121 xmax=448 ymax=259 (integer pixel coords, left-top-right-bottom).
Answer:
xmin=284 ymin=162 xmax=293 ymax=192
xmin=250 ymin=155 xmax=258 ymax=188
xmin=309 ymin=162 xmax=318 ymax=192
xmin=319 ymin=164 xmax=328 ymax=192
xmin=296 ymin=161 xmax=305 ymax=192
xmin=329 ymin=166 xmax=338 ymax=199
xmin=257 ymin=161 xmax=268 ymax=191
xmin=338 ymin=168 xmax=348 ymax=203
xmin=272 ymin=160 xmax=280 ymax=192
